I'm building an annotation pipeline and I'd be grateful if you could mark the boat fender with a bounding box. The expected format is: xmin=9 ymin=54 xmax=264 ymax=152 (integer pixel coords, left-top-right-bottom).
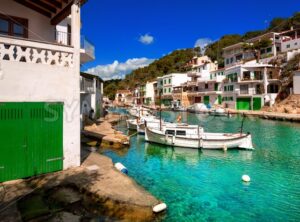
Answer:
xmin=114 ymin=162 xmax=128 ymax=175
xmin=153 ymin=203 xmax=167 ymax=213
xmin=242 ymin=175 xmax=250 ymax=182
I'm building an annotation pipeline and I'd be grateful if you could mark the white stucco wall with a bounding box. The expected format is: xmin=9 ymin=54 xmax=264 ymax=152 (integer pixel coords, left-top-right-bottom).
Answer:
xmin=2 ymin=0 xmax=56 ymax=43
xmin=0 ymin=60 xmax=80 ymax=169
xmin=294 ymin=71 xmax=300 ymax=94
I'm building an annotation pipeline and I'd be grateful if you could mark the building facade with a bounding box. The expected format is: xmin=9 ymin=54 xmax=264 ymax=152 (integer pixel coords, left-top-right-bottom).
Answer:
xmin=158 ymin=73 xmax=190 ymax=106
xmin=223 ymin=64 xmax=281 ymax=110
xmin=80 ymin=72 xmax=103 ymax=128
xmin=0 ymin=0 xmax=92 ymax=182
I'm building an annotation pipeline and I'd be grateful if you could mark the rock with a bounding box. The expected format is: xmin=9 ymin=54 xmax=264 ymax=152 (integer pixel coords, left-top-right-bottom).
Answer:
xmin=48 ymin=212 xmax=81 ymax=222
xmin=49 ymin=187 xmax=82 ymax=205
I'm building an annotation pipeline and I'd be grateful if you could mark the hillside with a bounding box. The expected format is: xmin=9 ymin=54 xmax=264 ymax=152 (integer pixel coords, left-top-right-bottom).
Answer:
xmin=104 ymin=12 xmax=300 ymax=99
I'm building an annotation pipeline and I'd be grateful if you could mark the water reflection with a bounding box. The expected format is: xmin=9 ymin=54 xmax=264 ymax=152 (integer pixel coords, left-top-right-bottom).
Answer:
xmin=144 ymin=142 xmax=253 ymax=165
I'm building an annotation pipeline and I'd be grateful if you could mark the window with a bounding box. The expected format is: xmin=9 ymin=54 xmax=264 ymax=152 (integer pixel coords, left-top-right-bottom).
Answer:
xmin=176 ymin=130 xmax=186 ymax=136
xmin=164 ymin=88 xmax=166 ymax=93
xmin=214 ymin=83 xmax=219 ymax=91
xmin=287 ymin=44 xmax=290 ymax=49
xmin=0 ymin=14 xmax=28 ymax=38
xmin=165 ymin=130 xmax=175 ymax=135
xmin=168 ymin=88 xmax=171 ymax=93
xmin=266 ymin=47 xmax=272 ymax=53
xmin=164 ymin=79 xmax=166 ymax=84
xmin=168 ymin=78 xmax=171 ymax=84
xmin=205 ymin=83 xmax=208 ymax=89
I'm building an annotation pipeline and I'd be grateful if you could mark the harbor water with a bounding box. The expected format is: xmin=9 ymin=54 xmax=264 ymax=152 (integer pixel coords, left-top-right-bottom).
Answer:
xmin=102 ymin=110 xmax=300 ymax=221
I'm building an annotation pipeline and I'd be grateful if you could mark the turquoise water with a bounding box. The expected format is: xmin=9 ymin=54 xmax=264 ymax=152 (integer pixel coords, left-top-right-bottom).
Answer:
xmin=102 ymin=111 xmax=300 ymax=222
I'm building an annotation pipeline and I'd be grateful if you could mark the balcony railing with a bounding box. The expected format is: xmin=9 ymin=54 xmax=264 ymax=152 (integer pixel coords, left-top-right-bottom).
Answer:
xmin=81 ymin=36 xmax=95 ymax=60
xmin=0 ymin=35 xmax=74 ymax=67
xmin=55 ymin=31 xmax=95 ymax=60
xmin=80 ymin=77 xmax=95 ymax=93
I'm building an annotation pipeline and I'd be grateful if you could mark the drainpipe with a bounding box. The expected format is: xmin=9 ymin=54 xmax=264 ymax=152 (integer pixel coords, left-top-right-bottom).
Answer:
xmin=263 ymin=66 xmax=269 ymax=106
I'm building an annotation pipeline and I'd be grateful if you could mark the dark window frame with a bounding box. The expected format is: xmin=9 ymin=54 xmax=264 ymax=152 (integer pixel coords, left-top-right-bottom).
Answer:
xmin=0 ymin=13 xmax=28 ymax=38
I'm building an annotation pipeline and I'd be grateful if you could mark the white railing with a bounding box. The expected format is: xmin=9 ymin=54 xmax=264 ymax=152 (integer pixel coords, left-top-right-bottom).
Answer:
xmin=80 ymin=77 xmax=95 ymax=93
xmin=0 ymin=35 xmax=74 ymax=67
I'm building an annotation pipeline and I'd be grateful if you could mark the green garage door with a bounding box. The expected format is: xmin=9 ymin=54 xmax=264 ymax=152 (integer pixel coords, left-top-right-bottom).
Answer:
xmin=236 ymin=98 xmax=251 ymax=110
xmin=204 ymin=96 xmax=210 ymax=105
xmin=253 ymin=97 xmax=262 ymax=110
xmin=0 ymin=102 xmax=63 ymax=182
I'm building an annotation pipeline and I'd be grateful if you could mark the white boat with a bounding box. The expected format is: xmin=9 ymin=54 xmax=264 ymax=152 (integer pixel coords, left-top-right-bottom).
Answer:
xmin=172 ymin=106 xmax=186 ymax=112
xmin=128 ymin=106 xmax=152 ymax=118
xmin=209 ymin=108 xmax=227 ymax=116
xmin=187 ymin=103 xmax=208 ymax=113
xmin=126 ymin=115 xmax=161 ymax=132
xmin=145 ymin=124 xmax=253 ymax=150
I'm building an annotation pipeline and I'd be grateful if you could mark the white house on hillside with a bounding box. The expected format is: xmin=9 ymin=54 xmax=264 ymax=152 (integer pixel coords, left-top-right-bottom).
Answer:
xmin=0 ymin=0 xmax=93 ymax=182
xmin=157 ymin=73 xmax=190 ymax=106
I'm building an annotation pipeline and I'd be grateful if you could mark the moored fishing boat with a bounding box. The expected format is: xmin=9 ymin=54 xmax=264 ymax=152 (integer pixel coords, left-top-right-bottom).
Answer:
xmin=209 ymin=108 xmax=227 ymax=116
xmin=145 ymin=124 xmax=253 ymax=150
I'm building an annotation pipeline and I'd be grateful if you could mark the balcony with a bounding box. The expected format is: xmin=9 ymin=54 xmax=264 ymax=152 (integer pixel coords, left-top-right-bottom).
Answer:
xmin=187 ymin=81 xmax=198 ymax=86
xmin=187 ymin=72 xmax=201 ymax=77
xmin=0 ymin=35 xmax=74 ymax=67
xmin=80 ymin=36 xmax=95 ymax=63
xmin=55 ymin=31 xmax=95 ymax=63
xmin=80 ymin=77 xmax=95 ymax=94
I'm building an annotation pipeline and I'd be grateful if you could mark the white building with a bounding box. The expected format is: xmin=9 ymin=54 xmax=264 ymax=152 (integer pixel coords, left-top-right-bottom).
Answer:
xmin=223 ymin=32 xmax=281 ymax=68
xmin=0 ymin=0 xmax=93 ymax=182
xmin=185 ymin=56 xmax=219 ymax=105
xmin=294 ymin=70 xmax=300 ymax=94
xmin=80 ymin=72 xmax=103 ymax=128
xmin=158 ymin=73 xmax=190 ymax=106
xmin=144 ymin=81 xmax=156 ymax=105
xmin=115 ymin=90 xmax=133 ymax=105
xmin=223 ymin=64 xmax=281 ymax=110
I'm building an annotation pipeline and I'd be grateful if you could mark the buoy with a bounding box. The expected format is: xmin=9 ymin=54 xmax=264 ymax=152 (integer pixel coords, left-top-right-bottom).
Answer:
xmin=153 ymin=203 xmax=167 ymax=213
xmin=242 ymin=175 xmax=251 ymax=182
xmin=114 ymin=162 xmax=128 ymax=175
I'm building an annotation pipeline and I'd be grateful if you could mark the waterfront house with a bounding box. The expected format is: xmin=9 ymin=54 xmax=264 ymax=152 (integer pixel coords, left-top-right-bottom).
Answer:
xmin=185 ymin=56 xmax=218 ymax=105
xmin=157 ymin=73 xmax=190 ymax=106
xmin=80 ymin=72 xmax=103 ymax=128
xmin=223 ymin=32 xmax=281 ymax=68
xmin=195 ymin=68 xmax=225 ymax=106
xmin=144 ymin=81 xmax=156 ymax=106
xmin=279 ymin=28 xmax=300 ymax=60
xmin=114 ymin=90 xmax=132 ymax=106
xmin=222 ymin=64 xmax=281 ymax=110
xmin=0 ymin=0 xmax=93 ymax=182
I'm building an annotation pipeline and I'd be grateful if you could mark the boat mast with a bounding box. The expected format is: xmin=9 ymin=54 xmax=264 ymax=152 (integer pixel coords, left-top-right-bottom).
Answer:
xmin=159 ymin=90 xmax=162 ymax=131
xmin=240 ymin=113 xmax=246 ymax=134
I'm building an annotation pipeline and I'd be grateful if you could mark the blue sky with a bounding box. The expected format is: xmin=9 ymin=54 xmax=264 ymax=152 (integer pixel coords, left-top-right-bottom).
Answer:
xmin=81 ymin=0 xmax=299 ymax=80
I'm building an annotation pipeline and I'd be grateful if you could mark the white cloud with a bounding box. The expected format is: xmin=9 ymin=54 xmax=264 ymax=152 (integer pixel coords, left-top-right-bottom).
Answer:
xmin=194 ymin=38 xmax=213 ymax=52
xmin=85 ymin=58 xmax=155 ymax=80
xmin=139 ymin=34 xmax=154 ymax=45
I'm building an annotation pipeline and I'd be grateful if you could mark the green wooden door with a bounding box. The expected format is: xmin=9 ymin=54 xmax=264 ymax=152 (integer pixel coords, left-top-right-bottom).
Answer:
xmin=0 ymin=102 xmax=63 ymax=182
xmin=204 ymin=96 xmax=210 ymax=105
xmin=253 ymin=97 xmax=262 ymax=110
xmin=218 ymin=95 xmax=222 ymax=105
xmin=236 ymin=98 xmax=251 ymax=110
